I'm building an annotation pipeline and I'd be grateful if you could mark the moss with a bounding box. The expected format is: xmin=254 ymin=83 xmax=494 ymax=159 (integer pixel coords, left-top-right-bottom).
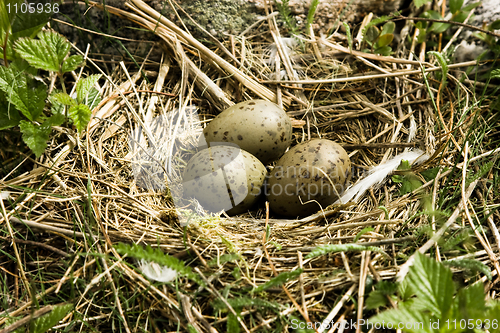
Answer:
xmin=172 ymin=0 xmax=257 ymax=36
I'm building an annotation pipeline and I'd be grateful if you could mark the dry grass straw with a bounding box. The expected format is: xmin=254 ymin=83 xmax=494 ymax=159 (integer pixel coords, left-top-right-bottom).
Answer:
xmin=0 ymin=0 xmax=499 ymax=331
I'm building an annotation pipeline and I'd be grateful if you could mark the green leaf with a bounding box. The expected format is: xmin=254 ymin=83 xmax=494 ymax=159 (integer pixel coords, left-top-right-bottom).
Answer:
xmin=365 ymin=26 xmax=380 ymax=45
xmin=490 ymin=20 xmax=500 ymax=30
xmin=407 ymin=252 xmax=455 ymax=318
xmin=399 ymin=174 xmax=423 ymax=195
xmin=50 ymin=92 xmax=76 ymax=106
xmin=114 ymin=243 xmax=203 ymax=285
xmin=61 ymin=54 xmax=84 ymax=73
xmin=450 ymin=0 xmax=464 ymax=15
xmin=490 ymin=69 xmax=500 ymax=79
xmin=443 ymin=259 xmax=492 ymax=280
xmin=30 ymin=304 xmax=73 ymax=333
xmin=0 ymin=93 xmax=21 ymax=130
xmin=375 ymin=45 xmax=392 ymax=56
xmin=353 ymin=227 xmax=374 ymax=242
xmin=0 ymin=66 xmax=46 ymax=121
xmin=428 ymin=51 xmax=449 ymax=86
xmin=414 ymin=0 xmax=432 ymax=9
xmin=305 ymin=244 xmax=382 ymax=259
xmin=252 ymin=269 xmax=303 ymax=294
xmin=369 ymin=308 xmax=432 ymax=333
xmin=421 ymin=167 xmax=440 ymax=182
xmin=462 ymin=1 xmax=482 ymax=11
xmin=10 ymin=0 xmax=53 ymax=39
xmin=76 ymin=74 xmax=102 ymax=104
xmin=365 ymin=290 xmax=389 ymax=310
xmin=227 ymin=308 xmax=241 ymax=333
xmin=43 ymin=113 xmax=65 ymax=128
xmin=376 ymin=33 xmax=394 ymax=48
xmin=68 ymin=104 xmax=91 ymax=133
xmin=381 ymin=21 xmax=395 ymax=35
xmin=19 ymin=120 xmax=50 ymax=158
xmin=14 ymin=30 xmax=70 ymax=72
xmin=452 ymin=282 xmax=487 ymax=322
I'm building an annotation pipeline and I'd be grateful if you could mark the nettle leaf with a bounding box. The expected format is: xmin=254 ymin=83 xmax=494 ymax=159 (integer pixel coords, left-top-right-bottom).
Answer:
xmin=14 ymin=30 xmax=70 ymax=72
xmin=50 ymin=92 xmax=76 ymax=106
xmin=30 ymin=303 xmax=73 ymax=333
xmin=84 ymin=87 xmax=102 ymax=110
xmin=450 ymin=0 xmax=464 ymax=15
xmin=43 ymin=113 xmax=65 ymax=129
xmin=61 ymin=54 xmax=84 ymax=73
xmin=68 ymin=104 xmax=91 ymax=133
xmin=453 ymin=282 xmax=487 ymax=322
xmin=76 ymin=74 xmax=102 ymax=104
xmin=365 ymin=290 xmax=389 ymax=309
xmin=10 ymin=0 xmax=52 ymax=39
xmin=19 ymin=120 xmax=51 ymax=158
xmin=369 ymin=308 xmax=431 ymax=333
xmin=407 ymin=252 xmax=455 ymax=319
xmin=252 ymin=269 xmax=303 ymax=293
xmin=0 ymin=66 xmax=46 ymax=121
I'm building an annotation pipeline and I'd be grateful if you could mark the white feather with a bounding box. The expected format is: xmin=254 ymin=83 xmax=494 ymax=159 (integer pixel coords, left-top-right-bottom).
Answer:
xmin=336 ymin=149 xmax=429 ymax=204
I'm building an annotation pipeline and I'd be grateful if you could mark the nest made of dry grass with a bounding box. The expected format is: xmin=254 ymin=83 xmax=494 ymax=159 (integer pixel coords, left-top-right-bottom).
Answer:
xmin=1 ymin=0 xmax=500 ymax=332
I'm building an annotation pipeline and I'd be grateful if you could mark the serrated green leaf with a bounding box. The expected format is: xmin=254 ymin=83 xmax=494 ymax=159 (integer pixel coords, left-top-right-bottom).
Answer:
xmin=14 ymin=30 xmax=70 ymax=72
xmin=490 ymin=69 xmax=500 ymax=79
xmin=376 ymin=33 xmax=394 ymax=48
xmin=61 ymin=54 xmax=84 ymax=73
xmin=414 ymin=0 xmax=432 ymax=9
xmin=42 ymin=113 xmax=65 ymax=129
xmin=452 ymin=282 xmax=487 ymax=323
xmin=10 ymin=0 xmax=52 ymax=39
xmin=68 ymin=104 xmax=91 ymax=133
xmin=421 ymin=167 xmax=440 ymax=182
xmin=0 ymin=66 xmax=46 ymax=121
xmin=407 ymin=252 xmax=455 ymax=319
xmin=369 ymin=308 xmax=432 ymax=333
xmin=30 ymin=304 xmax=73 ymax=333
xmin=381 ymin=21 xmax=395 ymax=35
xmin=19 ymin=120 xmax=50 ymax=158
xmin=305 ymin=244 xmax=382 ymax=259
xmin=252 ymin=269 xmax=303 ymax=293
xmin=450 ymin=0 xmax=464 ymax=14
xmin=365 ymin=290 xmax=389 ymax=310
xmin=76 ymin=74 xmax=101 ymax=104
xmin=50 ymin=92 xmax=76 ymax=106
xmin=399 ymin=174 xmax=423 ymax=195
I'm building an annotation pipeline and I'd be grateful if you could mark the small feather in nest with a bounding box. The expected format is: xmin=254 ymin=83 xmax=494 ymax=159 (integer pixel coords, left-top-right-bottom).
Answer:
xmin=336 ymin=149 xmax=429 ymax=204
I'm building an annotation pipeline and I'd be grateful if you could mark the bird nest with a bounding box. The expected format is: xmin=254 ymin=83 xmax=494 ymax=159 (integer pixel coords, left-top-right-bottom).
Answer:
xmin=1 ymin=0 xmax=499 ymax=332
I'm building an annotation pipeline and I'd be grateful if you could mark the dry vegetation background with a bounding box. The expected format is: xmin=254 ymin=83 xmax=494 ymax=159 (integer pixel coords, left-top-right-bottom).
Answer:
xmin=1 ymin=0 xmax=500 ymax=332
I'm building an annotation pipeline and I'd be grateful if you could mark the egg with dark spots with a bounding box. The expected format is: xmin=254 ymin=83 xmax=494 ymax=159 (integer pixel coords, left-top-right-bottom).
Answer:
xmin=203 ymin=100 xmax=292 ymax=164
xmin=266 ymin=139 xmax=351 ymax=217
xmin=182 ymin=145 xmax=267 ymax=215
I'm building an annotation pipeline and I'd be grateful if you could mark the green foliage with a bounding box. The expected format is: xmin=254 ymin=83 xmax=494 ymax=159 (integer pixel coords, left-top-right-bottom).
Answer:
xmin=369 ymin=253 xmax=500 ymax=332
xmin=392 ymin=160 xmax=424 ymax=195
xmin=362 ymin=19 xmax=396 ymax=56
xmin=252 ymin=269 xmax=303 ymax=293
xmin=0 ymin=26 xmax=100 ymax=157
xmin=428 ymin=51 xmax=449 ymax=87
xmin=114 ymin=243 xmax=203 ymax=285
xmin=227 ymin=308 xmax=242 ymax=333
xmin=305 ymin=243 xmax=382 ymax=259
xmin=365 ymin=280 xmax=398 ymax=309
xmin=414 ymin=0 xmax=432 ymax=8
xmin=29 ymin=304 xmax=73 ymax=333
xmin=275 ymin=0 xmax=300 ymax=36
xmin=342 ymin=22 xmax=353 ymax=52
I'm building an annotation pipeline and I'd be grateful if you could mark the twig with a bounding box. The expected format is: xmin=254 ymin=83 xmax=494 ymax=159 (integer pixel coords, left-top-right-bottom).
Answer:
xmin=317 ymin=284 xmax=356 ymax=333
xmin=0 ymin=304 xmax=57 ymax=333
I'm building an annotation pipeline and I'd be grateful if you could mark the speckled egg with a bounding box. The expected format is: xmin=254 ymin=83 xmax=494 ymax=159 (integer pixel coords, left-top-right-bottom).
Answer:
xmin=203 ymin=100 xmax=292 ymax=164
xmin=182 ymin=145 xmax=267 ymax=215
xmin=266 ymin=139 xmax=351 ymax=217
